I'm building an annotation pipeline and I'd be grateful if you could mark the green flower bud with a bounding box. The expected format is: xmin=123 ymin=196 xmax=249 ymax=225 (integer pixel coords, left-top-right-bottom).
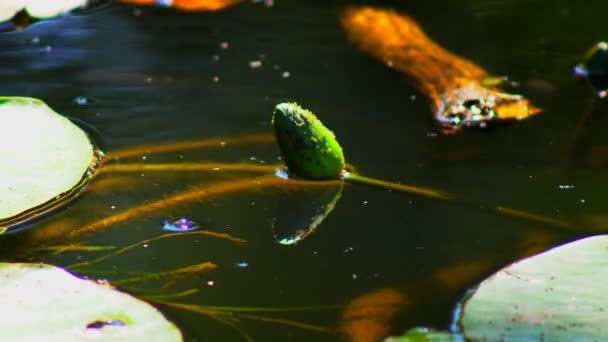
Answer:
xmin=272 ymin=102 xmax=345 ymax=179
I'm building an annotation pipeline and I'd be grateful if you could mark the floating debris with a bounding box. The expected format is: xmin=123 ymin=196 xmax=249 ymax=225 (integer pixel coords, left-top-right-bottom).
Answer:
xmin=574 ymin=41 xmax=608 ymax=98
xmin=557 ymin=184 xmax=576 ymax=190
xmin=162 ymin=217 xmax=200 ymax=232
xmin=249 ymin=60 xmax=263 ymax=68
xmin=73 ymin=96 xmax=95 ymax=106
xmin=235 ymin=261 xmax=249 ymax=268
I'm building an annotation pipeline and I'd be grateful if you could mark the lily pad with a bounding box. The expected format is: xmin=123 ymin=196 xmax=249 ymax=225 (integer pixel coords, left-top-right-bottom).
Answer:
xmin=0 ymin=262 xmax=182 ymax=341
xmin=0 ymin=97 xmax=101 ymax=232
xmin=456 ymin=235 xmax=608 ymax=340
xmin=0 ymin=0 xmax=88 ymax=22
xmin=384 ymin=327 xmax=463 ymax=342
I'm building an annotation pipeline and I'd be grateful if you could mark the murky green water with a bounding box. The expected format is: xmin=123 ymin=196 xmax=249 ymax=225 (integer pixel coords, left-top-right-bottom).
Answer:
xmin=1 ymin=1 xmax=607 ymax=340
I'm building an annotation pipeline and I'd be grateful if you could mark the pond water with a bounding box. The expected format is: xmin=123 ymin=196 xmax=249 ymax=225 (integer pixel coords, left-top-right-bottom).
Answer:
xmin=1 ymin=0 xmax=607 ymax=340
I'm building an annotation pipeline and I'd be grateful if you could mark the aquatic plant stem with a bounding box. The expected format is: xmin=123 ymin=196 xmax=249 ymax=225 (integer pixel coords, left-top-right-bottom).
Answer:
xmin=340 ymin=171 xmax=578 ymax=231
xmin=33 ymin=244 xmax=115 ymax=255
xmin=67 ymin=175 xmax=342 ymax=240
xmin=150 ymin=299 xmax=336 ymax=334
xmin=68 ymin=230 xmax=245 ymax=269
xmin=565 ymin=97 xmax=596 ymax=167
xmin=110 ymin=133 xmax=274 ymax=159
xmin=100 ymin=162 xmax=277 ymax=174
xmin=112 ymin=261 xmax=217 ymax=286
xmin=341 ymin=171 xmax=453 ymax=200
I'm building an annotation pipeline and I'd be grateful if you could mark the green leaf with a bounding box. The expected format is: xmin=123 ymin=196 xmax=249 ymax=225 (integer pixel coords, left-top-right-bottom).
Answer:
xmin=384 ymin=327 xmax=463 ymax=342
xmin=0 ymin=97 xmax=100 ymax=231
xmin=0 ymin=263 xmax=182 ymax=341
xmin=457 ymin=235 xmax=608 ymax=340
xmin=0 ymin=0 xmax=87 ymax=22
xmin=272 ymin=102 xmax=345 ymax=179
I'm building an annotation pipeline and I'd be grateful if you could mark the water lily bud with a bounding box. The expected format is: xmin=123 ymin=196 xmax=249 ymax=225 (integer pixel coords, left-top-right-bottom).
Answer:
xmin=272 ymin=102 xmax=345 ymax=179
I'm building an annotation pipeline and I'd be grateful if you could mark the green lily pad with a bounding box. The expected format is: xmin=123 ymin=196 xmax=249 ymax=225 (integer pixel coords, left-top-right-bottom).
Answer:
xmin=0 ymin=97 xmax=101 ymax=231
xmin=384 ymin=327 xmax=463 ymax=342
xmin=0 ymin=0 xmax=87 ymax=22
xmin=456 ymin=235 xmax=608 ymax=340
xmin=0 ymin=263 xmax=182 ymax=341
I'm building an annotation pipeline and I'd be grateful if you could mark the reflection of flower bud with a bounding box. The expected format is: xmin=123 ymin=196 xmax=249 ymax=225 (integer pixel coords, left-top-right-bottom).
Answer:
xmin=272 ymin=103 xmax=345 ymax=179
xmin=574 ymin=42 xmax=608 ymax=98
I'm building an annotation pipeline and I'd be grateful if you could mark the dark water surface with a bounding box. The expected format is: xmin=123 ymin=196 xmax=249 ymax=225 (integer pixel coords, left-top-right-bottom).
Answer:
xmin=1 ymin=1 xmax=607 ymax=340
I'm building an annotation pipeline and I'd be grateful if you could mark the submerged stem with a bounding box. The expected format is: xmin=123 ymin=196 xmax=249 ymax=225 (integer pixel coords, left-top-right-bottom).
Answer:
xmin=33 ymin=244 xmax=115 ymax=255
xmin=68 ymin=175 xmax=342 ymax=240
xmin=340 ymin=171 xmax=579 ymax=231
xmin=342 ymin=171 xmax=453 ymax=200
xmin=110 ymin=133 xmax=274 ymax=159
xmin=68 ymin=230 xmax=245 ymax=269
xmin=101 ymin=162 xmax=278 ymax=174
xmin=151 ymin=299 xmax=335 ymax=335
xmin=112 ymin=261 xmax=217 ymax=286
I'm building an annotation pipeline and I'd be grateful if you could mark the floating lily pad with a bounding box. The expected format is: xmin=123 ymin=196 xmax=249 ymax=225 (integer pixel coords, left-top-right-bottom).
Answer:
xmin=0 ymin=97 xmax=101 ymax=232
xmin=456 ymin=235 xmax=608 ymax=340
xmin=0 ymin=262 xmax=182 ymax=341
xmin=384 ymin=327 xmax=463 ymax=342
xmin=0 ymin=0 xmax=88 ymax=22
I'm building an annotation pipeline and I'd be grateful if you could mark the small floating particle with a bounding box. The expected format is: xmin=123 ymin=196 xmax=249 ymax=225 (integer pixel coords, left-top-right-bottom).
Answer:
xmin=212 ymin=76 xmax=220 ymax=83
xmin=162 ymin=217 xmax=200 ymax=232
xmin=207 ymin=280 xmax=215 ymax=286
xmin=274 ymin=168 xmax=289 ymax=179
xmin=220 ymin=41 xmax=229 ymax=49
xmin=249 ymin=60 xmax=262 ymax=68
xmin=281 ymin=71 xmax=290 ymax=78
xmin=73 ymin=96 xmax=94 ymax=106
xmin=558 ymin=185 xmax=576 ymax=190
xmin=235 ymin=261 xmax=249 ymax=268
